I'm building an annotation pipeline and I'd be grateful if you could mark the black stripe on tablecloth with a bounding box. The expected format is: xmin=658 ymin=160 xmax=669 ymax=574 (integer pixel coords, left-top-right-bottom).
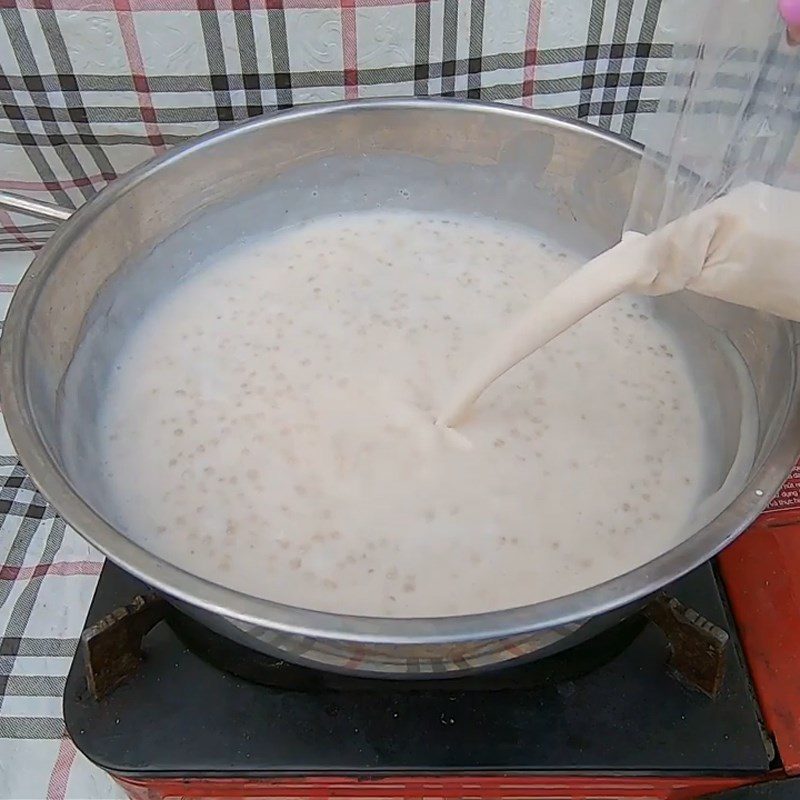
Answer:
xmin=0 ymin=45 xmax=675 ymax=93
xmin=414 ymin=0 xmax=431 ymax=96
xmin=234 ymin=3 xmax=264 ymax=117
xmin=33 ymin=4 xmax=119 ymax=184
xmin=440 ymin=0 xmax=459 ymax=96
xmin=0 ymin=130 xmax=190 ymax=146
xmin=579 ymin=0 xmax=605 ymax=121
xmin=0 ymin=237 xmax=51 ymax=251
xmin=2 ymin=674 xmax=65 ymax=697
xmin=0 ymin=499 xmax=53 ymax=521
xmin=0 ymin=79 xmax=666 ymax=123
xmin=0 ymin=638 xmax=78 ymax=657
xmin=0 ymin=8 xmax=75 ymax=210
xmin=0 ymin=226 xmax=54 ymax=239
xmin=197 ymin=1 xmax=235 ymax=124
xmin=597 ymin=0 xmax=635 ymax=131
xmin=0 ymin=516 xmax=68 ymax=720
xmin=0 ymin=716 xmax=64 ymax=739
xmin=0 ymin=67 xmax=667 ymax=119
xmin=467 ymin=0 xmax=485 ymax=99
xmin=620 ymin=0 xmax=661 ymax=137
xmin=266 ymin=3 xmax=293 ymax=109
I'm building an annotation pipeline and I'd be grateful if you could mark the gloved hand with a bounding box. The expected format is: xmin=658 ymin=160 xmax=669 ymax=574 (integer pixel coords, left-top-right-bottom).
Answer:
xmin=436 ymin=183 xmax=800 ymax=427
xmin=619 ymin=183 xmax=800 ymax=322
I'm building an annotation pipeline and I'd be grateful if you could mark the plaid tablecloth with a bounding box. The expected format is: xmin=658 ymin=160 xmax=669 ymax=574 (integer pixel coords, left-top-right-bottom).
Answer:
xmin=0 ymin=0 xmax=738 ymax=797
xmin=0 ymin=0 xmax=687 ymax=253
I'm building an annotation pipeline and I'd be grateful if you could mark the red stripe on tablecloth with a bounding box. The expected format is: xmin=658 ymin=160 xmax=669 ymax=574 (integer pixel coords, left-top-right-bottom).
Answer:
xmin=341 ymin=0 xmax=360 ymax=99
xmin=5 ymin=0 xmax=427 ymax=8
xmin=521 ymin=0 xmax=542 ymax=107
xmin=0 ymin=175 xmax=114 ymax=192
xmin=0 ymin=283 xmax=18 ymax=292
xmin=113 ymin=0 xmax=167 ymax=152
xmin=0 ymin=560 xmax=103 ymax=581
xmin=46 ymin=736 xmax=76 ymax=800
xmin=0 ymin=211 xmax=40 ymax=250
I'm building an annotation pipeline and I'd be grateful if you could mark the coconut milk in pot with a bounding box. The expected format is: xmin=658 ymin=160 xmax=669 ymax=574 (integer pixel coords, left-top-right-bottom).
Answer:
xmin=96 ymin=209 xmax=712 ymax=618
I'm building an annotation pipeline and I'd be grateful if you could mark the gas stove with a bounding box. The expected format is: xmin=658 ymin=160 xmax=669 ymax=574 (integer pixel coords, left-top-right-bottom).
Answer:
xmin=63 ymin=479 xmax=800 ymax=800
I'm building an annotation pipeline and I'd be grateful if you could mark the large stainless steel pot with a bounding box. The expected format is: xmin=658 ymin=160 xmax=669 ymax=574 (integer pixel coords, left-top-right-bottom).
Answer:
xmin=1 ymin=99 xmax=798 ymax=677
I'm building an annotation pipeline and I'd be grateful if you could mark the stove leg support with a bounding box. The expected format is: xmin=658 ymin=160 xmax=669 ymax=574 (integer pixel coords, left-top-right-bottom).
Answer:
xmin=645 ymin=593 xmax=729 ymax=698
xmin=80 ymin=593 xmax=168 ymax=700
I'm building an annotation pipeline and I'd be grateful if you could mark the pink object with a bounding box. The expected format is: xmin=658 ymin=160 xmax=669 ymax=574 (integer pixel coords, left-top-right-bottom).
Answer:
xmin=779 ymin=0 xmax=800 ymax=26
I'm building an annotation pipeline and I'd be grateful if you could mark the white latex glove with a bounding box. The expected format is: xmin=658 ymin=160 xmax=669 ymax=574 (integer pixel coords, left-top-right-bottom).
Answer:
xmin=437 ymin=182 xmax=800 ymax=426
xmin=622 ymin=182 xmax=800 ymax=322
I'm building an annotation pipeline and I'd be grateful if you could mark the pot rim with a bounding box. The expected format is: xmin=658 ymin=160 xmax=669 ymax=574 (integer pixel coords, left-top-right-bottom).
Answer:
xmin=2 ymin=97 xmax=798 ymax=645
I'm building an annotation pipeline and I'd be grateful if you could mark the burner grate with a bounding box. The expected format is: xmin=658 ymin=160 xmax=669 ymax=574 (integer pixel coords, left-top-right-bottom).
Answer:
xmin=166 ymin=607 xmax=648 ymax=692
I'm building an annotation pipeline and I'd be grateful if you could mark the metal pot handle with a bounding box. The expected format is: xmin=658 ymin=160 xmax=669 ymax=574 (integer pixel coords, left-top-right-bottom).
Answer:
xmin=0 ymin=190 xmax=73 ymax=222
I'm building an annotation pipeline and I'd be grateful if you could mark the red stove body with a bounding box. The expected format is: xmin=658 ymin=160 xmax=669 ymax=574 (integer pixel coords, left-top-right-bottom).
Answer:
xmin=65 ymin=470 xmax=800 ymax=800
xmin=112 ymin=775 xmax=777 ymax=800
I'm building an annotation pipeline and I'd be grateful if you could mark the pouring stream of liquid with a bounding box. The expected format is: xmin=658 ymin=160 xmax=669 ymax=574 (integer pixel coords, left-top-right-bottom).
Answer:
xmin=436 ymin=237 xmax=651 ymax=427
xmin=437 ymin=182 xmax=800 ymax=428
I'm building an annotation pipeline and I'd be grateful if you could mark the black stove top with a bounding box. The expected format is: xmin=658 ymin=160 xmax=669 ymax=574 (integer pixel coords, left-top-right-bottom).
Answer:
xmin=64 ymin=562 xmax=772 ymax=777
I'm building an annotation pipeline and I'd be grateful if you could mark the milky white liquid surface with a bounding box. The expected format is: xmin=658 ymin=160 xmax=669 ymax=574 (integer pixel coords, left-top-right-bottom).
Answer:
xmin=99 ymin=211 xmax=707 ymax=617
